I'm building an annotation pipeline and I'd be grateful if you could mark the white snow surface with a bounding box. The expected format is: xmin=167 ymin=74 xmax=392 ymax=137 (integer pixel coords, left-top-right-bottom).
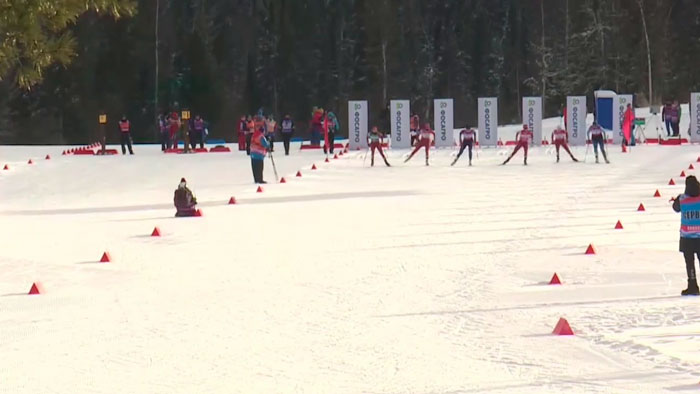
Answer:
xmin=1 ymin=137 xmax=700 ymax=393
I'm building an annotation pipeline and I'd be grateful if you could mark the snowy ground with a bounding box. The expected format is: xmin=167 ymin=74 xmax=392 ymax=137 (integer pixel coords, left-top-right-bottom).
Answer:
xmin=1 ymin=138 xmax=700 ymax=393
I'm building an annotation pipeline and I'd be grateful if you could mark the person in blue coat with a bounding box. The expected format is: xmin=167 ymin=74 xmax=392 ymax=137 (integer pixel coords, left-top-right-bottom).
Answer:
xmin=250 ymin=127 xmax=270 ymax=184
xmin=672 ymin=175 xmax=700 ymax=295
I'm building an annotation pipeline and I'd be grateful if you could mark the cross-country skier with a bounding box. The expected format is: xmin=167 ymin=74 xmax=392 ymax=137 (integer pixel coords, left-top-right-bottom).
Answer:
xmin=451 ymin=124 xmax=477 ymax=166
xmin=551 ymin=125 xmax=578 ymax=163
xmin=587 ymin=121 xmax=610 ymax=164
xmin=250 ymin=127 xmax=270 ymax=184
xmin=410 ymin=114 xmax=420 ymax=146
xmin=367 ymin=126 xmax=391 ymax=167
xmin=404 ymin=123 xmax=435 ymax=166
xmin=502 ymin=124 xmax=532 ymax=165
xmin=174 ymin=178 xmax=197 ymax=217
xmin=672 ymin=175 xmax=700 ymax=295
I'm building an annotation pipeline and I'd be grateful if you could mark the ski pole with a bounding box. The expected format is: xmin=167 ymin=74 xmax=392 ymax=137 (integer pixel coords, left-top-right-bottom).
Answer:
xmin=269 ymin=152 xmax=279 ymax=182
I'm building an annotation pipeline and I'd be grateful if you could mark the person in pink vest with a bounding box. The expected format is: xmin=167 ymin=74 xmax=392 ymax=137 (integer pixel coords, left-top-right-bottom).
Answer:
xmin=118 ymin=115 xmax=134 ymax=155
xmin=502 ymin=125 xmax=532 ymax=165
xmin=551 ymin=126 xmax=578 ymax=163
xmin=451 ymin=125 xmax=477 ymax=166
xmin=367 ymin=126 xmax=391 ymax=167
xmin=404 ymin=123 xmax=435 ymax=166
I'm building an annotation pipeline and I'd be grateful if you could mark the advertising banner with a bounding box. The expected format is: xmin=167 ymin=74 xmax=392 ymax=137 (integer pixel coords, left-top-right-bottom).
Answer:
xmin=566 ymin=96 xmax=587 ymax=146
xmin=478 ymin=97 xmax=498 ymax=147
xmin=390 ymin=100 xmax=411 ymax=149
xmin=348 ymin=100 xmax=368 ymax=150
xmin=522 ymin=97 xmax=543 ymax=146
xmin=433 ymin=99 xmax=454 ymax=148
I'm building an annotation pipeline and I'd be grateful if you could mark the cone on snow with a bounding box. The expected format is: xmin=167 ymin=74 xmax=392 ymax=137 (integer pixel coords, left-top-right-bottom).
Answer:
xmin=552 ymin=318 xmax=575 ymax=336
xmin=27 ymin=159 xmax=33 ymax=165
xmin=3 ymin=164 xmax=8 ymax=170
xmin=325 ymin=157 xmax=330 ymax=163
xmin=311 ymin=164 xmax=317 ymax=170
xmin=681 ymin=171 xmax=687 ymax=177
xmin=100 ymin=252 xmax=112 ymax=263
xmin=697 ymin=156 xmax=700 ymax=163
xmin=45 ymin=154 xmax=51 ymax=160
xmin=151 ymin=227 xmax=161 ymax=237
xmin=228 ymin=197 xmax=237 ymax=205
xmin=195 ymin=209 xmax=203 ymax=217
xmin=62 ymin=150 xmax=66 ymax=155
xmin=28 ymin=282 xmax=44 ymax=295
xmin=333 ymin=154 xmax=339 ymax=159
xmin=585 ymin=244 xmax=597 ymax=255
xmin=256 ymin=186 xmax=264 ymax=193
xmin=280 ymin=177 xmax=286 ymax=184
xmin=549 ymin=273 xmax=562 ymax=285
xmin=638 ymin=203 xmax=646 ymax=212
xmin=615 ymin=220 xmax=624 ymax=229
xmin=690 ymin=164 xmax=695 ymax=170
xmin=339 ymin=151 xmax=344 ymax=156
xmin=296 ymin=171 xmax=302 ymax=177
xmin=653 ymin=190 xmax=661 ymax=197
xmin=669 ymin=178 xmax=676 ymax=185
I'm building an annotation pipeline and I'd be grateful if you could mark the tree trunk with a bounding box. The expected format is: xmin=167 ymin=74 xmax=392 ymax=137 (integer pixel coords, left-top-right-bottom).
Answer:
xmin=540 ymin=0 xmax=546 ymax=111
xmin=154 ymin=0 xmax=160 ymax=138
xmin=381 ymin=40 xmax=388 ymax=106
xmin=637 ymin=0 xmax=654 ymax=104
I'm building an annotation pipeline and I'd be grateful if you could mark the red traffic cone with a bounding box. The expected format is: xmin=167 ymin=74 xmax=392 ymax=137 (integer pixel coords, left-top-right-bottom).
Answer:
xmin=280 ymin=177 xmax=286 ymax=184
xmin=653 ymin=190 xmax=661 ymax=197
xmin=62 ymin=150 xmax=66 ymax=155
xmin=228 ymin=197 xmax=237 ymax=205
xmin=195 ymin=209 xmax=203 ymax=217
xmin=325 ymin=157 xmax=330 ymax=163
xmin=697 ymin=156 xmax=700 ymax=163
xmin=669 ymin=178 xmax=676 ymax=185
xmin=27 ymin=159 xmax=33 ymax=165
xmin=549 ymin=273 xmax=562 ymax=285
xmin=256 ymin=186 xmax=264 ymax=193
xmin=690 ymin=164 xmax=695 ymax=170
xmin=296 ymin=171 xmax=302 ymax=177
xmin=28 ymin=282 xmax=44 ymax=295
xmin=614 ymin=220 xmax=624 ymax=229
xmin=3 ymin=164 xmax=8 ymax=170
xmin=100 ymin=252 xmax=112 ymax=263
xmin=552 ymin=318 xmax=575 ymax=335
xmin=45 ymin=154 xmax=51 ymax=160
xmin=311 ymin=164 xmax=317 ymax=170
xmin=638 ymin=203 xmax=646 ymax=212
xmin=151 ymin=227 xmax=161 ymax=237
xmin=333 ymin=154 xmax=339 ymax=159
xmin=681 ymin=171 xmax=687 ymax=177
xmin=585 ymin=244 xmax=597 ymax=255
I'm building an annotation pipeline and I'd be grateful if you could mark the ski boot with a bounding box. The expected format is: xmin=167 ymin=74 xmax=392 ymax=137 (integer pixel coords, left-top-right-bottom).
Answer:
xmin=371 ymin=158 xmax=375 ymax=167
xmin=556 ymin=155 xmax=560 ymax=163
xmin=425 ymin=158 xmax=430 ymax=166
xmin=604 ymin=156 xmax=610 ymax=164
xmin=524 ymin=157 xmax=528 ymax=166
xmin=451 ymin=157 xmax=458 ymax=167
xmin=682 ymin=279 xmax=700 ymax=296
xmin=403 ymin=156 xmax=411 ymax=163
xmin=384 ymin=160 xmax=391 ymax=167
xmin=595 ymin=155 xmax=599 ymax=164
xmin=469 ymin=160 xmax=472 ymax=167
xmin=572 ymin=157 xmax=579 ymax=162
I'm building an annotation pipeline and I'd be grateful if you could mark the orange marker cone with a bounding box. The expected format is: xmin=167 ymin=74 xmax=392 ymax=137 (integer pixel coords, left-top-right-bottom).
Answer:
xmin=669 ymin=178 xmax=676 ymax=185
xmin=228 ymin=197 xmax=237 ymax=205
xmin=585 ymin=244 xmax=597 ymax=255
xmin=552 ymin=318 xmax=574 ymax=335
xmin=151 ymin=227 xmax=161 ymax=237
xmin=549 ymin=273 xmax=562 ymax=285
xmin=256 ymin=186 xmax=264 ymax=193
xmin=100 ymin=252 xmax=112 ymax=263
xmin=28 ymin=282 xmax=44 ymax=295
xmin=653 ymin=190 xmax=661 ymax=197
xmin=638 ymin=203 xmax=646 ymax=212
xmin=615 ymin=220 xmax=624 ymax=229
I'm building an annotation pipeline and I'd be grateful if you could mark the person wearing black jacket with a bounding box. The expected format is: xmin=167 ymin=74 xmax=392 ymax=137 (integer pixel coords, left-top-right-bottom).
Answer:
xmin=280 ymin=115 xmax=295 ymax=155
xmin=672 ymin=175 xmax=700 ymax=296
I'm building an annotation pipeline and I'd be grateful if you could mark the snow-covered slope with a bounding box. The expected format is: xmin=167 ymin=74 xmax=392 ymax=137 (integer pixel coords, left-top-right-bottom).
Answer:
xmin=1 ymin=140 xmax=699 ymax=393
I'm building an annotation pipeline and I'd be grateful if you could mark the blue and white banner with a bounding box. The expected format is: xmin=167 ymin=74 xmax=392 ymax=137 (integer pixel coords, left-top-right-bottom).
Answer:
xmin=614 ymin=94 xmax=633 ymax=144
xmin=522 ymin=97 xmax=543 ymax=145
xmin=478 ymin=97 xmax=498 ymax=147
xmin=348 ymin=100 xmax=368 ymax=150
xmin=390 ymin=100 xmax=410 ymax=149
xmin=567 ymin=96 xmax=587 ymax=146
xmin=434 ymin=99 xmax=454 ymax=148
xmin=691 ymin=93 xmax=700 ymax=143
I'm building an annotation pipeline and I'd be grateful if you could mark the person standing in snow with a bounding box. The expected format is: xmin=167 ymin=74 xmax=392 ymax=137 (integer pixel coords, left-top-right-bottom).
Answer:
xmin=265 ymin=115 xmax=276 ymax=153
xmin=245 ymin=115 xmax=255 ymax=155
xmin=672 ymin=175 xmax=700 ymax=296
xmin=250 ymin=127 xmax=270 ymax=184
xmin=169 ymin=111 xmax=181 ymax=149
xmin=238 ymin=116 xmax=248 ymax=151
xmin=622 ymin=103 xmax=635 ymax=147
xmin=671 ymin=100 xmax=682 ymax=137
xmin=191 ymin=115 xmax=205 ymax=150
xmin=325 ymin=111 xmax=340 ymax=155
xmin=159 ymin=112 xmax=170 ymax=151
xmin=451 ymin=125 xmax=477 ymax=166
xmin=587 ymin=121 xmax=610 ymax=164
xmin=367 ymin=126 xmax=391 ymax=167
xmin=280 ymin=114 xmax=295 ymax=155
xmin=551 ymin=125 xmax=578 ymax=163
xmin=404 ymin=123 xmax=435 ymax=166
xmin=663 ymin=101 xmax=673 ymax=137
xmin=174 ymin=178 xmax=197 ymax=217
xmin=118 ymin=115 xmax=134 ymax=155
xmin=410 ymin=114 xmax=420 ymax=147
xmin=502 ymin=124 xmax=532 ymax=166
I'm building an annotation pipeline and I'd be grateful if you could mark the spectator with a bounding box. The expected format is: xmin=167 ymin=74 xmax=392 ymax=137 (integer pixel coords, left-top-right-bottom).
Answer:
xmin=280 ymin=114 xmax=295 ymax=155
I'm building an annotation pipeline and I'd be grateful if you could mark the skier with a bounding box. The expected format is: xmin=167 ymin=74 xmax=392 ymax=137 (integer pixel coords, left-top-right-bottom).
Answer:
xmin=451 ymin=125 xmax=477 ymax=166
xmin=159 ymin=112 xmax=170 ymax=151
xmin=551 ymin=125 xmax=579 ymax=163
xmin=672 ymin=175 xmax=700 ymax=296
xmin=367 ymin=126 xmax=391 ymax=167
xmin=502 ymin=124 xmax=533 ymax=165
xmin=118 ymin=115 xmax=134 ymax=155
xmin=250 ymin=127 xmax=271 ymax=184
xmin=404 ymin=123 xmax=435 ymax=166
xmin=280 ymin=114 xmax=295 ymax=155
xmin=410 ymin=114 xmax=420 ymax=147
xmin=587 ymin=121 xmax=610 ymax=164
xmin=174 ymin=178 xmax=197 ymax=217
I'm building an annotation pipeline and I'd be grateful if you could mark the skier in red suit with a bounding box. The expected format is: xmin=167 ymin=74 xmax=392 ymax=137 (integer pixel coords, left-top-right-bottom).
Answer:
xmin=551 ymin=126 xmax=579 ymax=163
xmin=502 ymin=124 xmax=533 ymax=166
xmin=404 ymin=123 xmax=435 ymax=166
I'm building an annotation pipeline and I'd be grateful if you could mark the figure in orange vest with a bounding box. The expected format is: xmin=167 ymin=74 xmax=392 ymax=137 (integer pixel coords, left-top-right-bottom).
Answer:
xmin=551 ymin=126 xmax=578 ymax=163
xmin=118 ymin=116 xmax=134 ymax=155
xmin=502 ymin=124 xmax=533 ymax=165
xmin=246 ymin=116 xmax=255 ymax=155
xmin=367 ymin=126 xmax=391 ymax=167
xmin=404 ymin=123 xmax=435 ymax=166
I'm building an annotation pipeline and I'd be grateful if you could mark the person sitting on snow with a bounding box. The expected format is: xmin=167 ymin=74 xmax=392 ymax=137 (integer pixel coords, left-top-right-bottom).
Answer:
xmin=174 ymin=178 xmax=197 ymax=217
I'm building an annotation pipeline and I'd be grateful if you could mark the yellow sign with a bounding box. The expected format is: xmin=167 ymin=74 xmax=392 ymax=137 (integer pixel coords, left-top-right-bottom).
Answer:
xmin=182 ymin=110 xmax=191 ymax=120
xmin=98 ymin=114 xmax=107 ymax=124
